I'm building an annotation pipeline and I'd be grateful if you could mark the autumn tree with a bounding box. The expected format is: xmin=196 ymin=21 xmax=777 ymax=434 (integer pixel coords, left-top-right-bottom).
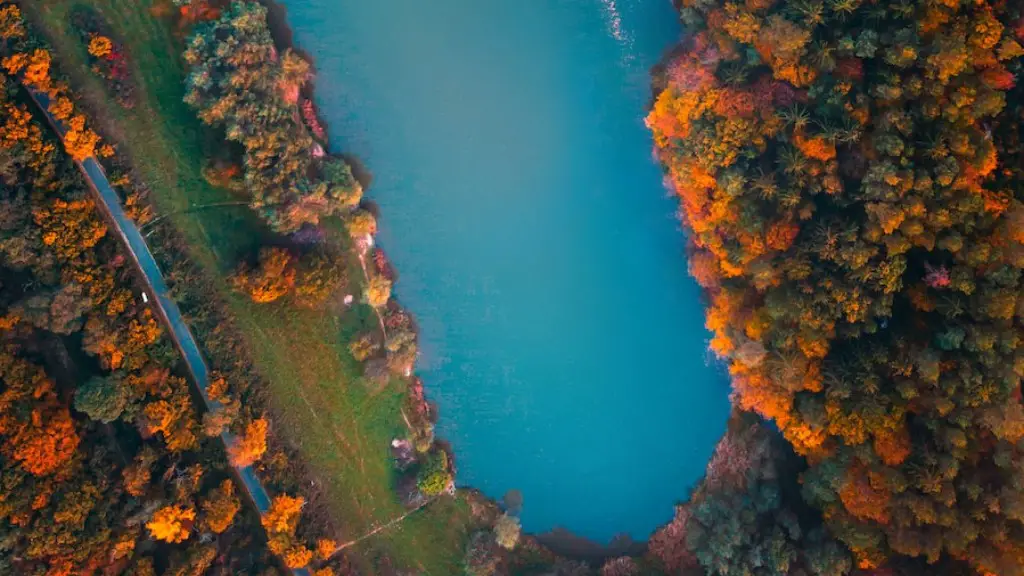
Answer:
xmin=262 ymin=494 xmax=304 ymax=537
xmin=200 ymin=479 xmax=240 ymax=534
xmin=364 ymin=275 xmax=391 ymax=308
xmin=87 ymin=35 xmax=112 ymax=59
xmin=233 ymin=247 xmax=295 ymax=304
xmin=123 ymin=447 xmax=158 ymax=497
xmin=316 ymin=538 xmax=337 ymax=560
xmin=147 ymin=505 xmax=196 ymax=544
xmin=228 ymin=417 xmax=267 ymax=467
xmin=293 ymin=249 xmax=346 ymax=308
xmin=283 ymin=545 xmax=313 ymax=569
xmin=0 ymin=351 xmax=79 ymax=476
xmin=142 ymin=388 xmax=199 ymax=452
xmin=0 ymin=4 xmax=26 ymax=41
xmin=345 ymin=209 xmax=376 ymax=238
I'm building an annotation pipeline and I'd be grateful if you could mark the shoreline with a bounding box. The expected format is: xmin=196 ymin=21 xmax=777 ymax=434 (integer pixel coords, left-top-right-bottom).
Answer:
xmin=255 ymin=0 xmax=723 ymax=558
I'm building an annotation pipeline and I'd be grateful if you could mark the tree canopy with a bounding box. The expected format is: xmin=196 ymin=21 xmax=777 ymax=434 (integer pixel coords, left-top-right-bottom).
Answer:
xmin=649 ymin=0 xmax=1024 ymax=572
xmin=183 ymin=1 xmax=364 ymax=233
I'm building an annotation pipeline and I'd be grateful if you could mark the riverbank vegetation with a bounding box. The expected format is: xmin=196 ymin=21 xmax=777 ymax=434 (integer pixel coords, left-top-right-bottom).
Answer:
xmin=648 ymin=0 xmax=1024 ymax=573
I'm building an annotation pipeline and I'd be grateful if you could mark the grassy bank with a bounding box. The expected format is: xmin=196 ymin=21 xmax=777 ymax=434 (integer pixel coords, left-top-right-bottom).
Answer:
xmin=20 ymin=0 xmax=471 ymax=572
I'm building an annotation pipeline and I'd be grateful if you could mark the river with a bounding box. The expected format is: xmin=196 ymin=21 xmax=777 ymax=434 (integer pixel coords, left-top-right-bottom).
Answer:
xmin=282 ymin=0 xmax=729 ymax=542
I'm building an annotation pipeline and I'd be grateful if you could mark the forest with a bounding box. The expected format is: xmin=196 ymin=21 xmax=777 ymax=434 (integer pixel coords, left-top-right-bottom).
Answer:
xmin=646 ymin=0 xmax=1024 ymax=574
xmin=0 ymin=7 xmax=285 ymax=573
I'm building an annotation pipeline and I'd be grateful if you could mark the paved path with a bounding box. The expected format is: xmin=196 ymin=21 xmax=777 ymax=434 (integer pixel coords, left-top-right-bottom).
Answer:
xmin=25 ymin=88 xmax=311 ymax=576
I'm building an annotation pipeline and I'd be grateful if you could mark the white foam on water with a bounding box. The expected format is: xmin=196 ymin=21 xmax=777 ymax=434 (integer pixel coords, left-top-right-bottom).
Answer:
xmin=599 ymin=0 xmax=636 ymax=65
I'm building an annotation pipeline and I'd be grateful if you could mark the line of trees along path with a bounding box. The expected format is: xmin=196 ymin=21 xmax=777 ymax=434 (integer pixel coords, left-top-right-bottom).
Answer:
xmin=23 ymin=85 xmax=312 ymax=576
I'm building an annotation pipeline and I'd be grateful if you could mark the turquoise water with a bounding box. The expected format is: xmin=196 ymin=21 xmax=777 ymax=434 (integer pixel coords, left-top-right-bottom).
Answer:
xmin=283 ymin=0 xmax=729 ymax=541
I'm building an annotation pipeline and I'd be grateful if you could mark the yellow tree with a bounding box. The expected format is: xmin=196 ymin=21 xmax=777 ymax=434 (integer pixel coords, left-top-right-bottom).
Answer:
xmin=88 ymin=36 xmax=113 ymax=59
xmin=283 ymin=545 xmax=313 ymax=569
xmin=316 ymin=538 xmax=337 ymax=560
xmin=147 ymin=505 xmax=196 ymax=543
xmin=23 ymin=49 xmax=51 ymax=90
xmin=364 ymin=275 xmax=391 ymax=308
xmin=228 ymin=417 xmax=268 ymax=467
xmin=262 ymin=494 xmax=304 ymax=536
xmin=63 ymin=115 xmax=101 ymax=161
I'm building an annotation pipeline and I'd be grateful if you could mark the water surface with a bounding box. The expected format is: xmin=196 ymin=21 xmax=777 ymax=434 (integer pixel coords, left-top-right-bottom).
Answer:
xmin=283 ymin=0 xmax=729 ymax=541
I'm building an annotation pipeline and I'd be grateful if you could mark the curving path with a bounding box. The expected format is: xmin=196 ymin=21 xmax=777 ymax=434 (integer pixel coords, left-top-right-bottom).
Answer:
xmin=24 ymin=88 xmax=311 ymax=576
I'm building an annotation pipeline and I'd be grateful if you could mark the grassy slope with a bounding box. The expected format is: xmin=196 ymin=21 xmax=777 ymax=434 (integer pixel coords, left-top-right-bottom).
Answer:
xmin=20 ymin=0 xmax=470 ymax=572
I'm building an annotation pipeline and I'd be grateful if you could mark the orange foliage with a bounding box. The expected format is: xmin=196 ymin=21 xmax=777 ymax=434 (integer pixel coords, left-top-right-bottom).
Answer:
xmin=63 ymin=115 xmax=101 ymax=161
xmin=765 ymin=220 xmax=800 ymax=251
xmin=839 ymin=467 xmax=891 ymax=524
xmin=262 ymin=494 xmax=304 ymax=536
xmin=316 ymin=538 xmax=338 ymax=560
xmin=88 ymin=36 xmax=113 ymax=59
xmin=873 ymin=425 xmax=911 ymax=466
xmin=284 ymin=545 xmax=313 ymax=569
xmin=179 ymin=1 xmax=221 ymax=24
xmin=146 ymin=505 xmax=196 ymax=543
xmin=712 ymin=88 xmax=758 ymax=118
xmin=721 ymin=3 xmax=760 ymax=43
xmin=981 ymin=189 xmax=1011 ymax=215
xmin=48 ymin=96 xmax=74 ymax=122
xmin=0 ymin=5 xmax=26 ymax=40
xmin=142 ymin=393 xmax=197 ymax=452
xmin=207 ymin=375 xmax=229 ymax=401
xmin=45 ymin=558 xmax=74 ymax=576
xmin=731 ymin=364 xmax=794 ymax=428
xmin=34 ymin=198 xmax=108 ymax=261
xmin=1 ymin=52 xmax=27 ymax=76
xmin=782 ymin=420 xmax=827 ymax=455
xmin=753 ymin=16 xmax=815 ymax=86
xmin=122 ymin=461 xmax=151 ymax=497
xmin=981 ymin=65 xmax=1016 ymax=90
xmin=228 ymin=417 xmax=268 ymax=467
xmin=688 ymin=250 xmax=721 ymax=289
xmin=23 ymin=49 xmax=51 ymax=90
xmin=111 ymin=536 xmax=136 ymax=561
xmin=1 ymin=102 xmax=33 ymax=147
xmin=793 ymin=131 xmax=836 ymax=162
xmin=11 ymin=407 xmax=80 ymax=476
xmin=236 ymin=247 xmax=296 ymax=304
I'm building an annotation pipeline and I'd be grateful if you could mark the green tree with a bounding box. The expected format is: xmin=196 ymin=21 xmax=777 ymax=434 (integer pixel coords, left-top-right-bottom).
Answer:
xmin=74 ymin=375 xmax=127 ymax=423
xmin=416 ymin=450 xmax=451 ymax=497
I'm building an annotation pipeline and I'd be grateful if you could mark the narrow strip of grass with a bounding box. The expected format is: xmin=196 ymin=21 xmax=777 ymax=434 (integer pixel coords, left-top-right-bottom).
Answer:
xmin=20 ymin=1 xmax=471 ymax=572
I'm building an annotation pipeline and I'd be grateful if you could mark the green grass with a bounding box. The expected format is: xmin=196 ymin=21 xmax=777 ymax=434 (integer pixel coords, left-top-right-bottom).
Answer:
xmin=21 ymin=1 xmax=472 ymax=572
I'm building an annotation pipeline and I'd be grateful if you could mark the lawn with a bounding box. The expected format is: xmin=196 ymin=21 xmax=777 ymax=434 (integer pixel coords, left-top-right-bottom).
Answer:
xmin=21 ymin=0 xmax=472 ymax=572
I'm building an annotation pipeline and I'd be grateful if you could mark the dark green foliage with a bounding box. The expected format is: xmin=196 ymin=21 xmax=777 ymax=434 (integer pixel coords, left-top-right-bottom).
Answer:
xmin=73 ymin=375 xmax=126 ymax=423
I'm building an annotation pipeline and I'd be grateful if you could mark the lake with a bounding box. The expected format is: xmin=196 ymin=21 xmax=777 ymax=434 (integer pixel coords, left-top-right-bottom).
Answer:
xmin=282 ymin=0 xmax=729 ymax=542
